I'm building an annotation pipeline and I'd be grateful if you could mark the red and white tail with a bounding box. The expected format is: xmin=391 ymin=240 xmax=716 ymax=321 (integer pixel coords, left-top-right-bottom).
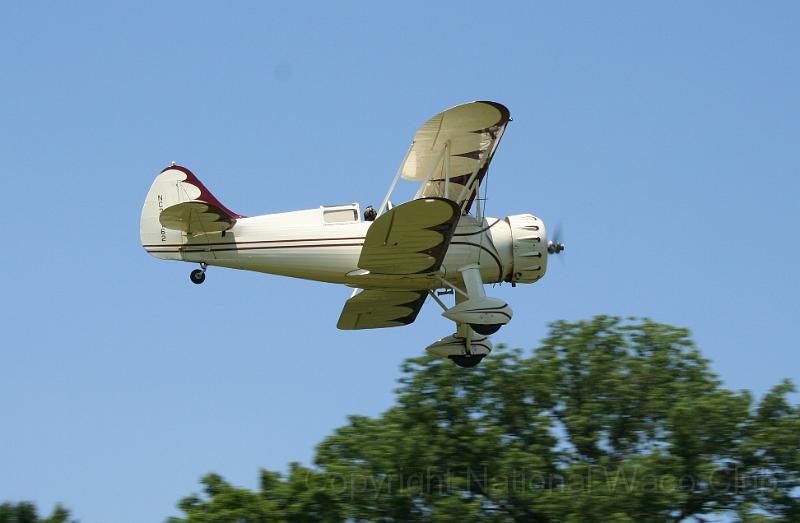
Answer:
xmin=140 ymin=164 xmax=242 ymax=259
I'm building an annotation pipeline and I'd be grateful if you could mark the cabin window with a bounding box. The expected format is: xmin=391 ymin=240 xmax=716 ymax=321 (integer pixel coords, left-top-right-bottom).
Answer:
xmin=323 ymin=208 xmax=358 ymax=224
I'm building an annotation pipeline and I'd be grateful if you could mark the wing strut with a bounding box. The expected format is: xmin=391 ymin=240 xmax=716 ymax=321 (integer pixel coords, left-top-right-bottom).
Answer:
xmin=378 ymin=144 xmax=412 ymax=216
xmin=455 ymin=134 xmax=496 ymax=211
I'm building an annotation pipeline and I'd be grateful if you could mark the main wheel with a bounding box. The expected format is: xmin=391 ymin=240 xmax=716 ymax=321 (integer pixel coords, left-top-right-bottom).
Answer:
xmin=190 ymin=269 xmax=206 ymax=284
xmin=470 ymin=323 xmax=502 ymax=335
xmin=449 ymin=354 xmax=485 ymax=368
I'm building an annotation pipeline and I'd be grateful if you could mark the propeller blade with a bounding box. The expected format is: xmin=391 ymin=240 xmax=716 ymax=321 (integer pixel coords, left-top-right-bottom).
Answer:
xmin=547 ymin=221 xmax=566 ymax=258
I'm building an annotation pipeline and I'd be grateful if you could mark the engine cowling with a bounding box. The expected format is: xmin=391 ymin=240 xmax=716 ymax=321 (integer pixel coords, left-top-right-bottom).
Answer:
xmin=507 ymin=214 xmax=548 ymax=284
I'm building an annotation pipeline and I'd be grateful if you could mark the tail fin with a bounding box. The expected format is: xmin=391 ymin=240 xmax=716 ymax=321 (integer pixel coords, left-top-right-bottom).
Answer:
xmin=140 ymin=164 xmax=242 ymax=259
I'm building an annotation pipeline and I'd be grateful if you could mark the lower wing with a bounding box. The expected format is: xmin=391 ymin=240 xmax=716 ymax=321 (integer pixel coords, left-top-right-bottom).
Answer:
xmin=337 ymin=289 xmax=427 ymax=330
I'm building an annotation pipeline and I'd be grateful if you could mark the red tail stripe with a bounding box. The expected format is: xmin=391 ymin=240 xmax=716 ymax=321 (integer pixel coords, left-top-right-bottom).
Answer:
xmin=161 ymin=164 xmax=245 ymax=218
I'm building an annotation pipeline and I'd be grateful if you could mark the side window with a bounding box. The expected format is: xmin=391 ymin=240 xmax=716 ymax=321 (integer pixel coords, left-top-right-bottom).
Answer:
xmin=323 ymin=208 xmax=358 ymax=224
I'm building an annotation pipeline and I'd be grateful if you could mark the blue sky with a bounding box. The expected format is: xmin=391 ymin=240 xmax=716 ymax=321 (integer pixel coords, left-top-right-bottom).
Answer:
xmin=1 ymin=2 xmax=798 ymax=522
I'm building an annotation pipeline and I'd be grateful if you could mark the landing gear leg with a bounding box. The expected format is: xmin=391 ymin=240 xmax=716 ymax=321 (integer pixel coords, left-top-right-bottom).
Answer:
xmin=459 ymin=264 xmax=504 ymax=335
xmin=190 ymin=262 xmax=207 ymax=285
xmin=439 ymin=264 xmax=510 ymax=335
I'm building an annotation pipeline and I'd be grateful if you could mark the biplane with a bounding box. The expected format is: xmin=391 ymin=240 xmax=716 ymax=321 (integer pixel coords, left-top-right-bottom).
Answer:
xmin=140 ymin=101 xmax=564 ymax=367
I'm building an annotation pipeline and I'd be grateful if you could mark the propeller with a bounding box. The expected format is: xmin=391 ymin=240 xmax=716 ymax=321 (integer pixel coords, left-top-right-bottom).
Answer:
xmin=547 ymin=221 xmax=566 ymax=256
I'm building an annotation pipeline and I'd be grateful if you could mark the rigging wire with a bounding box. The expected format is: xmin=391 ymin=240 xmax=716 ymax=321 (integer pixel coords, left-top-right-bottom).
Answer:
xmin=476 ymin=167 xmax=491 ymax=267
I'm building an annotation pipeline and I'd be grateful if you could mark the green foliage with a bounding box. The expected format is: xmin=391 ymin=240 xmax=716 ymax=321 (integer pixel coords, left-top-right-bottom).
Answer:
xmin=170 ymin=317 xmax=799 ymax=522
xmin=0 ymin=502 xmax=74 ymax=523
xmin=167 ymin=464 xmax=341 ymax=523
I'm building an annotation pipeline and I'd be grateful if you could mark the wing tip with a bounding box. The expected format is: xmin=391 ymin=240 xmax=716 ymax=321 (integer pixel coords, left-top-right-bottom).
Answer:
xmin=474 ymin=100 xmax=511 ymax=124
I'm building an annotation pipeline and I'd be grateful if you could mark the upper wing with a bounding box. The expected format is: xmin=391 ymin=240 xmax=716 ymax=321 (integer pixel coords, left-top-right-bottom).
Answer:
xmin=358 ymin=197 xmax=460 ymax=275
xmin=337 ymin=289 xmax=427 ymax=330
xmin=399 ymin=101 xmax=510 ymax=213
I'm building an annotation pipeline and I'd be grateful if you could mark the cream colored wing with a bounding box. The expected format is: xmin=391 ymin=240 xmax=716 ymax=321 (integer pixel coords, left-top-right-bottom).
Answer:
xmin=337 ymin=289 xmax=427 ymax=330
xmin=358 ymin=197 xmax=460 ymax=275
xmin=400 ymin=101 xmax=510 ymax=213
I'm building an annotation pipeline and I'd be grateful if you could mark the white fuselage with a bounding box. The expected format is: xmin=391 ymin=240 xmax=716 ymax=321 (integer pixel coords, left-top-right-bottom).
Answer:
xmin=143 ymin=205 xmax=547 ymax=290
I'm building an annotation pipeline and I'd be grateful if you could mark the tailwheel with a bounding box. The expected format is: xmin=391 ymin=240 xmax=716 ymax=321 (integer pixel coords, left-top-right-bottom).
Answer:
xmin=470 ymin=323 xmax=502 ymax=335
xmin=449 ymin=354 xmax=486 ymax=368
xmin=190 ymin=264 xmax=207 ymax=285
xmin=190 ymin=269 xmax=206 ymax=284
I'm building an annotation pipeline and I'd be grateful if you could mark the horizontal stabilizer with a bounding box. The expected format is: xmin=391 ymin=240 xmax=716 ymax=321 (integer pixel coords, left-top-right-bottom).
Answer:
xmin=159 ymin=201 xmax=236 ymax=234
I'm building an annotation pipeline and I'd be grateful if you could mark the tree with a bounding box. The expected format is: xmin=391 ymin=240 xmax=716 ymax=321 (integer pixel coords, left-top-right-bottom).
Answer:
xmin=170 ymin=317 xmax=799 ymax=522
xmin=168 ymin=465 xmax=341 ymax=523
xmin=0 ymin=502 xmax=75 ymax=523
